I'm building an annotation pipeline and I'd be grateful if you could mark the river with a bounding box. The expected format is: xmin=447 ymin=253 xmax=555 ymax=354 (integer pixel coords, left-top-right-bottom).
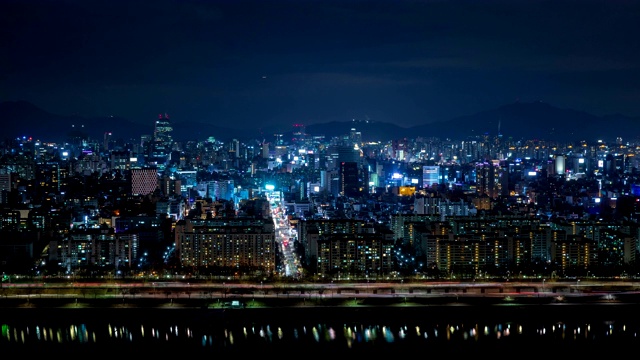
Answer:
xmin=1 ymin=302 xmax=638 ymax=356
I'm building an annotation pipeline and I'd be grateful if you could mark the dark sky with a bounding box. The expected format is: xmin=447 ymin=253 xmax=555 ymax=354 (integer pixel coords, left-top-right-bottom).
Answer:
xmin=1 ymin=0 xmax=639 ymax=130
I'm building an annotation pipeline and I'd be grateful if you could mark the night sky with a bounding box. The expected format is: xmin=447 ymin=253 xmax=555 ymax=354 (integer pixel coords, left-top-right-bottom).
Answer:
xmin=1 ymin=0 xmax=639 ymax=130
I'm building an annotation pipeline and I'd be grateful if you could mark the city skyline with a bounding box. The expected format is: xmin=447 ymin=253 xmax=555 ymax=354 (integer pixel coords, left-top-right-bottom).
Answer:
xmin=2 ymin=0 xmax=639 ymax=131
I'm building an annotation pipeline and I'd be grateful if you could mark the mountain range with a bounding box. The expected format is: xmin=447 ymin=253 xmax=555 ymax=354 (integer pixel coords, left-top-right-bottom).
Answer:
xmin=1 ymin=100 xmax=638 ymax=144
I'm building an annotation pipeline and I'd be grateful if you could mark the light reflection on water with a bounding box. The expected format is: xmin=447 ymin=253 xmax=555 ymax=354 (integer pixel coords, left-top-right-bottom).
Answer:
xmin=1 ymin=318 xmax=638 ymax=351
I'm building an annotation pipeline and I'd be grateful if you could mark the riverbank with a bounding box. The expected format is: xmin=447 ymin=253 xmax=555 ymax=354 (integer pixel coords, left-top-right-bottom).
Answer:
xmin=0 ymin=290 xmax=634 ymax=309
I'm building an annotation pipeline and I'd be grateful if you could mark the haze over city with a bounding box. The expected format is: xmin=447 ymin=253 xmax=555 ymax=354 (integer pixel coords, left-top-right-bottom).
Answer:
xmin=2 ymin=0 xmax=639 ymax=131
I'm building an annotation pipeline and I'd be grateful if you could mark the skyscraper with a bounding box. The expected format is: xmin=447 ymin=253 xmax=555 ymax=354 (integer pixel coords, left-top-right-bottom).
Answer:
xmin=340 ymin=161 xmax=360 ymax=197
xmin=148 ymin=114 xmax=173 ymax=171
xmin=422 ymin=165 xmax=440 ymax=189
xmin=475 ymin=160 xmax=502 ymax=199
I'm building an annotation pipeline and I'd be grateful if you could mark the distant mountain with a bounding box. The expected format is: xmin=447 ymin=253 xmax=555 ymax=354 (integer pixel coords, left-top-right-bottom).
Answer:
xmin=169 ymin=121 xmax=257 ymax=143
xmin=410 ymin=101 xmax=633 ymax=142
xmin=0 ymin=101 xmax=248 ymax=143
xmin=1 ymin=100 xmax=638 ymax=144
xmin=0 ymin=100 xmax=149 ymax=143
xmin=293 ymin=119 xmax=408 ymax=143
xmin=303 ymin=101 xmax=640 ymax=143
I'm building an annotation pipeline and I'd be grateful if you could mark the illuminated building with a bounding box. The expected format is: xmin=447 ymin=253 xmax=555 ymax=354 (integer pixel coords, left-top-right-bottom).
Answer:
xmin=551 ymin=234 xmax=596 ymax=273
xmin=148 ymin=113 xmax=173 ymax=170
xmin=422 ymin=165 xmax=440 ymax=188
xmin=475 ymin=160 xmax=503 ymax=199
xmin=316 ymin=233 xmax=395 ymax=277
xmin=174 ymin=218 xmax=276 ymax=274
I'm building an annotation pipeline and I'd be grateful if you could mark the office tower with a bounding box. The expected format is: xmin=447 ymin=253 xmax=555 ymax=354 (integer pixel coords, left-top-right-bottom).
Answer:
xmin=35 ymin=162 xmax=68 ymax=194
xmin=292 ymin=123 xmax=306 ymax=144
xmin=0 ymin=173 xmax=14 ymax=204
xmin=103 ymin=132 xmax=112 ymax=153
xmin=475 ymin=160 xmax=502 ymax=199
xmin=336 ymin=145 xmax=360 ymax=164
xmin=148 ymin=113 xmax=173 ymax=170
xmin=207 ymin=180 xmax=235 ymax=201
xmin=340 ymin=161 xmax=360 ymax=197
xmin=422 ymin=165 xmax=440 ymax=189
xmin=229 ymin=139 xmax=240 ymax=158
xmin=555 ymin=155 xmax=565 ymax=176
xmin=573 ymin=156 xmax=589 ymax=175
xmin=350 ymin=128 xmax=362 ymax=145
xmin=307 ymin=153 xmax=316 ymax=169
xmin=110 ymin=150 xmax=131 ymax=171
xmin=160 ymin=176 xmax=182 ymax=197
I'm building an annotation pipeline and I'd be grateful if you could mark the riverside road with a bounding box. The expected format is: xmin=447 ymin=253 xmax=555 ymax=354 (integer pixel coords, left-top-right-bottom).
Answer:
xmin=1 ymin=279 xmax=639 ymax=305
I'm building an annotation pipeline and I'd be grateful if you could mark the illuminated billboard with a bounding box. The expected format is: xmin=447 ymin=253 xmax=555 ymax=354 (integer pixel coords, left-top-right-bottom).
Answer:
xmin=399 ymin=186 xmax=416 ymax=196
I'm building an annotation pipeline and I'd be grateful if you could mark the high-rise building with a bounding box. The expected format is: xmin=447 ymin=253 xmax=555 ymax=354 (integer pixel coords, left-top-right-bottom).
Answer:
xmin=292 ymin=123 xmax=306 ymax=144
xmin=154 ymin=113 xmax=173 ymax=144
xmin=103 ymin=132 xmax=112 ymax=153
xmin=336 ymin=145 xmax=360 ymax=164
xmin=110 ymin=150 xmax=131 ymax=171
xmin=35 ymin=162 xmax=68 ymax=194
xmin=422 ymin=165 xmax=440 ymax=189
xmin=475 ymin=160 xmax=502 ymax=199
xmin=0 ymin=173 xmax=14 ymax=204
xmin=207 ymin=180 xmax=235 ymax=201
xmin=349 ymin=128 xmax=362 ymax=145
xmin=316 ymin=233 xmax=395 ymax=277
xmin=228 ymin=139 xmax=239 ymax=158
xmin=148 ymin=114 xmax=173 ymax=170
xmin=174 ymin=218 xmax=276 ymax=274
xmin=555 ymin=155 xmax=565 ymax=176
xmin=340 ymin=162 xmax=360 ymax=197
xmin=160 ymin=176 xmax=182 ymax=197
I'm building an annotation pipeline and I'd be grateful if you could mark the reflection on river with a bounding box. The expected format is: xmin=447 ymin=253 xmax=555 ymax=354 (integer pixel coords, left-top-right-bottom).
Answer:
xmin=1 ymin=305 xmax=638 ymax=355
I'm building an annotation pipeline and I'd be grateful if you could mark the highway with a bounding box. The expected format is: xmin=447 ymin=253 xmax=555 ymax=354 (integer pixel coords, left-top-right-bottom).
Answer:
xmin=2 ymin=280 xmax=639 ymax=302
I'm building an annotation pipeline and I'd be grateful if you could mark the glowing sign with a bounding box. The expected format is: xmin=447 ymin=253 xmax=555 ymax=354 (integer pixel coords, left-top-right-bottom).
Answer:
xmin=392 ymin=173 xmax=403 ymax=179
xmin=265 ymin=184 xmax=275 ymax=191
xmin=399 ymin=186 xmax=416 ymax=196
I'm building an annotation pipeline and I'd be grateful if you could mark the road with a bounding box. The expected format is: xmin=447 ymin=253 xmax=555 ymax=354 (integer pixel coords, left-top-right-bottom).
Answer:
xmin=2 ymin=280 xmax=639 ymax=301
